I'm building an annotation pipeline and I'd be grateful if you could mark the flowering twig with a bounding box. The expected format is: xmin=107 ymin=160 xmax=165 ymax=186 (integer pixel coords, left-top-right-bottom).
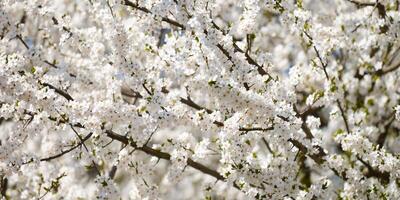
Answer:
xmin=40 ymin=133 xmax=93 ymax=162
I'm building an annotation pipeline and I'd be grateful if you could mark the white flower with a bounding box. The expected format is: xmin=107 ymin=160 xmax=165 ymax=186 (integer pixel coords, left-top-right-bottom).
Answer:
xmin=1 ymin=0 xmax=399 ymax=199
xmin=193 ymin=138 xmax=210 ymax=161
xmin=395 ymin=105 xmax=400 ymax=121
xmin=306 ymin=116 xmax=321 ymax=129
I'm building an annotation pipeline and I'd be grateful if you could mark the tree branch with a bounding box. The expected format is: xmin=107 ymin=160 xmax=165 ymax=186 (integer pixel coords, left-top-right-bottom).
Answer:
xmin=0 ymin=176 xmax=7 ymax=198
xmin=376 ymin=112 xmax=396 ymax=148
xmin=304 ymin=31 xmax=351 ymax=134
xmin=123 ymin=0 xmax=185 ymax=29
xmin=39 ymin=132 xmax=93 ymax=162
xmin=41 ymin=82 xmax=74 ymax=101
xmin=105 ymin=130 xmax=226 ymax=181
xmin=356 ymin=156 xmax=390 ymax=184
xmin=179 ymin=97 xmax=213 ymax=114
xmin=345 ymin=0 xmax=375 ymax=7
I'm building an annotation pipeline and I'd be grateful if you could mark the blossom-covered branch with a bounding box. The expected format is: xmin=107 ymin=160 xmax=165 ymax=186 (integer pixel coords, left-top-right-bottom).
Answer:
xmin=1 ymin=0 xmax=400 ymax=199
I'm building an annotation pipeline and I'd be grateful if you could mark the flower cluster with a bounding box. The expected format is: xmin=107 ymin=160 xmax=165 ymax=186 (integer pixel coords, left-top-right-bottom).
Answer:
xmin=1 ymin=0 xmax=400 ymax=199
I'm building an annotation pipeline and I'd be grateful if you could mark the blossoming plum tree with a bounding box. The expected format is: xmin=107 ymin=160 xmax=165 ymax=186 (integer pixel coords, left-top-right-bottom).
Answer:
xmin=1 ymin=0 xmax=400 ymax=199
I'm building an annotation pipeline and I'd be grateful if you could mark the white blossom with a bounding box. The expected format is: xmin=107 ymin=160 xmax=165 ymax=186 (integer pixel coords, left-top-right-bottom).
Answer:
xmin=0 ymin=0 xmax=399 ymax=199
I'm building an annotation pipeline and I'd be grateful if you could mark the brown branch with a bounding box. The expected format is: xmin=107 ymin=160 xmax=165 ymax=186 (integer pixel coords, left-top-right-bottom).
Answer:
xmin=376 ymin=112 xmax=396 ymax=148
xmin=291 ymin=105 xmax=351 ymax=180
xmin=336 ymin=100 xmax=351 ymax=133
xmin=345 ymin=0 xmax=375 ymax=7
xmin=356 ymin=156 xmax=390 ymax=184
xmin=16 ymin=34 xmax=29 ymax=49
xmin=262 ymin=138 xmax=275 ymax=156
xmin=109 ymin=165 xmax=118 ymax=179
xmin=41 ymin=82 xmax=74 ymax=101
xmin=179 ymin=97 xmax=275 ymax=132
xmin=346 ymin=1 xmax=386 ymax=19
xmin=44 ymin=60 xmax=58 ymax=69
xmin=375 ymin=61 xmax=400 ymax=76
xmin=71 ymin=125 xmax=101 ymax=175
xmin=105 ymin=130 xmax=226 ymax=181
xmin=216 ymin=43 xmax=235 ymax=66
xmin=210 ymin=22 xmax=273 ymax=78
xmin=387 ymin=46 xmax=400 ymax=67
xmin=106 ymin=0 xmax=115 ymax=18
xmin=179 ymin=97 xmax=213 ymax=114
xmin=142 ymin=83 xmax=153 ymax=96
xmin=0 ymin=176 xmax=7 ymax=198
xmin=297 ymin=106 xmax=324 ymax=119
xmin=40 ymin=132 xmax=93 ymax=162
xmin=304 ymin=31 xmax=351 ymax=134
xmin=288 ymin=139 xmax=326 ymax=165
xmin=123 ymin=0 xmax=185 ymax=29
xmin=239 ymin=127 xmax=274 ymax=132
xmin=231 ymin=42 xmax=272 ymax=78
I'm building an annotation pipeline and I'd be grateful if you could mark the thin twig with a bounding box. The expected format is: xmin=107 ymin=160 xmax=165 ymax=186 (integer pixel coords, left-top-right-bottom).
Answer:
xmin=40 ymin=133 xmax=93 ymax=162
xmin=41 ymin=82 xmax=74 ymax=101
xmin=71 ymin=125 xmax=101 ymax=175
xmin=304 ymin=31 xmax=351 ymax=134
